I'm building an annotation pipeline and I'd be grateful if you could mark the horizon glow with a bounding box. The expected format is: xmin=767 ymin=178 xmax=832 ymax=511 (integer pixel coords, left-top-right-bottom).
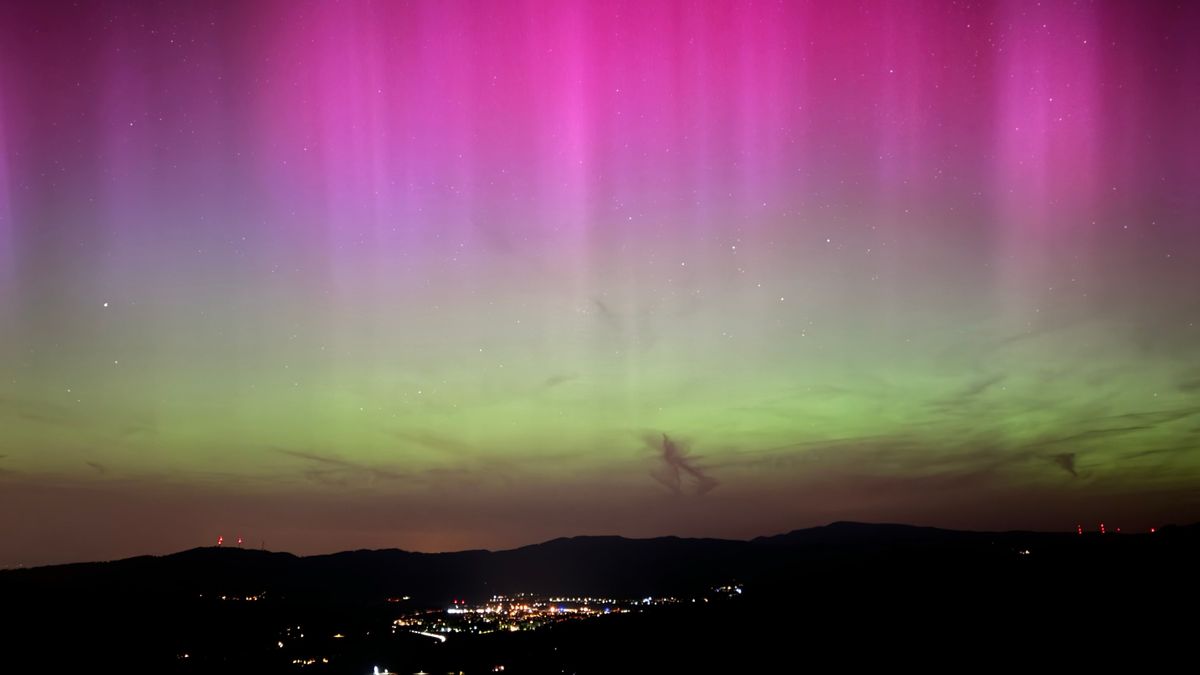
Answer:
xmin=1 ymin=0 xmax=1199 ymax=566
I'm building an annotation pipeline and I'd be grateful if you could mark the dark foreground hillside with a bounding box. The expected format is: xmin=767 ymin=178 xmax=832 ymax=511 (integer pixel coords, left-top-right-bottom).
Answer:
xmin=3 ymin=522 xmax=1197 ymax=673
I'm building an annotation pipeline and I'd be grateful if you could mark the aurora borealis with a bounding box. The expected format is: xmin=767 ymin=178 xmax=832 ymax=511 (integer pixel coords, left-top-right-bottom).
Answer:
xmin=2 ymin=0 xmax=1199 ymax=567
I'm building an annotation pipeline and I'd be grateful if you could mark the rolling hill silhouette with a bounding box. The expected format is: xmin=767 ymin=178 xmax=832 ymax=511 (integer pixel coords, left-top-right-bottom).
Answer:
xmin=3 ymin=522 xmax=1196 ymax=672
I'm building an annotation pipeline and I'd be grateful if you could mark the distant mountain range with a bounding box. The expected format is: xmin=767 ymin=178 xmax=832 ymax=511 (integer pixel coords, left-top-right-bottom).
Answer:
xmin=6 ymin=521 xmax=1198 ymax=604
xmin=3 ymin=521 xmax=1198 ymax=672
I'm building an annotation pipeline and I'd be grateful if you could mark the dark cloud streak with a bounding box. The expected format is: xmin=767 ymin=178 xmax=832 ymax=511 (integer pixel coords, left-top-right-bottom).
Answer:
xmin=1053 ymin=453 xmax=1077 ymax=477
xmin=274 ymin=448 xmax=408 ymax=484
xmin=646 ymin=433 xmax=718 ymax=495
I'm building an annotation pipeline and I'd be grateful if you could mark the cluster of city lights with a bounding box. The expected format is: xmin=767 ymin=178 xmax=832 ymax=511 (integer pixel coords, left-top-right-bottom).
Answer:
xmin=391 ymin=585 xmax=744 ymax=639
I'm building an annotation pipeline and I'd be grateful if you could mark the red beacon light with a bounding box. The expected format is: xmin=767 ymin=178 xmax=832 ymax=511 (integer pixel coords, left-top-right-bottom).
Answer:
xmin=237 ymin=536 xmax=244 ymax=546
xmin=1076 ymin=524 xmax=1083 ymax=535
xmin=217 ymin=535 xmax=224 ymax=546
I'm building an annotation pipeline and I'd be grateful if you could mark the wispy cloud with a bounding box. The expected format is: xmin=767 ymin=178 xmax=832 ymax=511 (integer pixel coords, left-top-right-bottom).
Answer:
xmin=542 ymin=373 xmax=578 ymax=389
xmin=645 ymin=433 xmax=718 ymax=495
xmin=392 ymin=431 xmax=475 ymax=456
xmin=1052 ymin=453 xmax=1077 ymax=477
xmin=274 ymin=448 xmax=408 ymax=486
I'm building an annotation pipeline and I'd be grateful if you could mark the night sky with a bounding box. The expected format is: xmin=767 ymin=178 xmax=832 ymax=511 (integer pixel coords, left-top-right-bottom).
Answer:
xmin=2 ymin=0 xmax=1199 ymax=567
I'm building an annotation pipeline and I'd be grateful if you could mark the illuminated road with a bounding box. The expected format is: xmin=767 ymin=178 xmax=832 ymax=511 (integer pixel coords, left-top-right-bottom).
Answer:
xmin=410 ymin=630 xmax=447 ymax=643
